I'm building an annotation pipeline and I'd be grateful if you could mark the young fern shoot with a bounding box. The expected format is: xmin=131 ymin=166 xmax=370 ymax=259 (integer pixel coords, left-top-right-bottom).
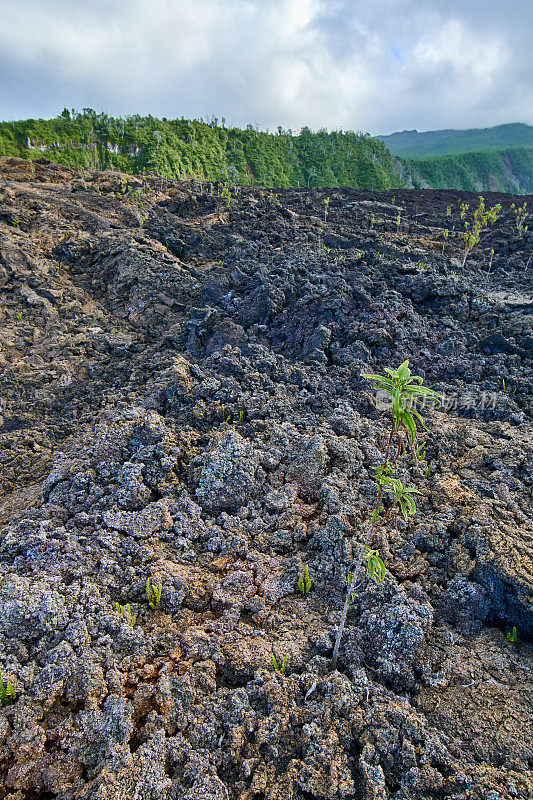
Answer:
xmin=297 ymin=564 xmax=312 ymax=595
xmin=272 ymin=653 xmax=288 ymax=675
xmin=0 ymin=671 xmax=16 ymax=706
xmin=146 ymin=578 xmax=162 ymax=610
xmin=331 ymin=361 xmax=440 ymax=669
xmin=116 ymin=602 xmax=136 ymax=628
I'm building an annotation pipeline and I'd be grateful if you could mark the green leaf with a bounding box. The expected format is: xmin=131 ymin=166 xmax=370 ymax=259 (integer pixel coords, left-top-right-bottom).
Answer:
xmin=402 ymin=411 xmax=416 ymax=443
xmin=396 ymin=360 xmax=411 ymax=381
xmin=392 ymin=389 xmax=401 ymax=421
xmin=410 ymin=408 xmax=427 ymax=428
xmin=404 ymin=495 xmax=417 ymax=514
xmin=362 ymin=373 xmax=395 ymax=387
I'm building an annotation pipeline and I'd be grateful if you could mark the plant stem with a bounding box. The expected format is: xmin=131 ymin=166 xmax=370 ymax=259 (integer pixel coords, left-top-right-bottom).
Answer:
xmin=331 ymin=521 xmax=375 ymax=668
xmin=331 ymin=422 xmax=395 ymax=668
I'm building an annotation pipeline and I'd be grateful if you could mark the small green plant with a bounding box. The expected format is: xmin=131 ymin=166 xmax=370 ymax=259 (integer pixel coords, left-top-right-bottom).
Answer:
xmin=220 ymin=405 xmax=232 ymax=424
xmin=370 ymin=212 xmax=376 ymax=230
xmin=10 ymin=218 xmax=20 ymax=228
xmin=347 ymin=548 xmax=386 ymax=604
xmin=146 ymin=578 xmax=162 ymax=610
xmin=460 ymin=196 xmax=501 ymax=268
xmin=506 ymin=626 xmax=518 ymax=643
xmin=218 ymin=406 xmax=244 ymax=425
xmin=0 ymin=672 xmax=16 ymax=706
xmin=415 ymin=441 xmax=426 ymax=463
xmin=346 ymin=571 xmax=357 ymax=604
xmin=396 ymin=208 xmax=402 ymax=232
xmin=331 ymin=361 xmax=440 ymax=668
xmin=324 ymin=196 xmax=330 ymax=223
xmin=221 ymin=182 xmax=231 ymax=208
xmin=17 ymin=311 xmax=23 ymax=323
xmin=501 ymin=378 xmax=517 ymax=396
xmin=510 ymin=202 xmax=528 ymax=236
xmin=363 ymin=548 xmax=386 ymax=582
xmin=272 ymin=653 xmax=288 ymax=675
xmin=368 ymin=360 xmax=441 ymax=445
xmin=488 ymin=247 xmax=495 ymax=271
xmin=116 ymin=602 xmax=136 ymax=627
xmin=297 ymin=564 xmax=311 ymax=595
xmin=446 ymin=205 xmax=452 ymax=217
xmin=384 ymin=477 xmax=421 ymax=520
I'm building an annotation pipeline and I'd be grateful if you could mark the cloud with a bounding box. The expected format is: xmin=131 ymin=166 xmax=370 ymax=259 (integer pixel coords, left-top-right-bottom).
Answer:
xmin=0 ymin=0 xmax=531 ymax=133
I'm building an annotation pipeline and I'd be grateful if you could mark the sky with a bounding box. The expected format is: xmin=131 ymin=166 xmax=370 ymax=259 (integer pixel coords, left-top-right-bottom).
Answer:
xmin=0 ymin=0 xmax=531 ymax=135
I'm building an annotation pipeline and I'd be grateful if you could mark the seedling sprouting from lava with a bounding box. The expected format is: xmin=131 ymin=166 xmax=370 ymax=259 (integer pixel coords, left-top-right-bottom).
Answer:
xmin=272 ymin=653 xmax=288 ymax=675
xmin=297 ymin=564 xmax=311 ymax=595
xmin=331 ymin=361 xmax=441 ymax=668
xmin=146 ymin=578 xmax=162 ymax=610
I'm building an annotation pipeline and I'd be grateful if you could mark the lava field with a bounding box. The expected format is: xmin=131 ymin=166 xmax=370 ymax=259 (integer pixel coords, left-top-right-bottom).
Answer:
xmin=0 ymin=157 xmax=531 ymax=800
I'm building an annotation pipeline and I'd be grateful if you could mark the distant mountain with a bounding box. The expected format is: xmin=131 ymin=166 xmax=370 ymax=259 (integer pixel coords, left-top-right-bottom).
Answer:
xmin=378 ymin=123 xmax=533 ymax=159
xmin=402 ymin=148 xmax=533 ymax=194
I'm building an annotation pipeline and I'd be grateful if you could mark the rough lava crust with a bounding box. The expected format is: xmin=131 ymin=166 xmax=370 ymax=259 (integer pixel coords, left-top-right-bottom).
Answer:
xmin=0 ymin=157 xmax=531 ymax=799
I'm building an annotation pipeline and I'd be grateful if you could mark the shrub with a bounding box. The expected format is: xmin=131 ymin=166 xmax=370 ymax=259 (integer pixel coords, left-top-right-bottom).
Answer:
xmin=459 ymin=196 xmax=501 ymax=268
xmin=510 ymin=202 xmax=528 ymax=236
xmin=331 ymin=361 xmax=440 ymax=668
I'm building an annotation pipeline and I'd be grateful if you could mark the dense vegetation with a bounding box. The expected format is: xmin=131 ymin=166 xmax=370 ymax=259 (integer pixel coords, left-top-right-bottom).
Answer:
xmin=404 ymin=147 xmax=533 ymax=194
xmin=0 ymin=108 xmax=404 ymax=190
xmin=3 ymin=111 xmax=531 ymax=193
xmin=379 ymin=123 xmax=533 ymax=158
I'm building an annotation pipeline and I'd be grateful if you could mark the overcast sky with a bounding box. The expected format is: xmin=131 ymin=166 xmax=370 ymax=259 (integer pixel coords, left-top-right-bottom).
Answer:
xmin=0 ymin=0 xmax=531 ymax=134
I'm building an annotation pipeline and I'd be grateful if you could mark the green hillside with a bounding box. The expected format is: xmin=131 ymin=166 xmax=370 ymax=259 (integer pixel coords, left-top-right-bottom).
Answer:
xmin=378 ymin=123 xmax=533 ymax=158
xmin=0 ymin=109 xmax=404 ymax=190
xmin=403 ymin=147 xmax=533 ymax=194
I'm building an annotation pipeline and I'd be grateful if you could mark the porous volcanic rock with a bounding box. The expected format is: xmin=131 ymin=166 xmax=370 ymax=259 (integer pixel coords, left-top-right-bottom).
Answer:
xmin=0 ymin=157 xmax=531 ymax=799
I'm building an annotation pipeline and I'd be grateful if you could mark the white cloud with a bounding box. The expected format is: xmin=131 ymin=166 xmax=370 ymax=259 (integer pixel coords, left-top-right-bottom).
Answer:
xmin=0 ymin=0 xmax=530 ymax=132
